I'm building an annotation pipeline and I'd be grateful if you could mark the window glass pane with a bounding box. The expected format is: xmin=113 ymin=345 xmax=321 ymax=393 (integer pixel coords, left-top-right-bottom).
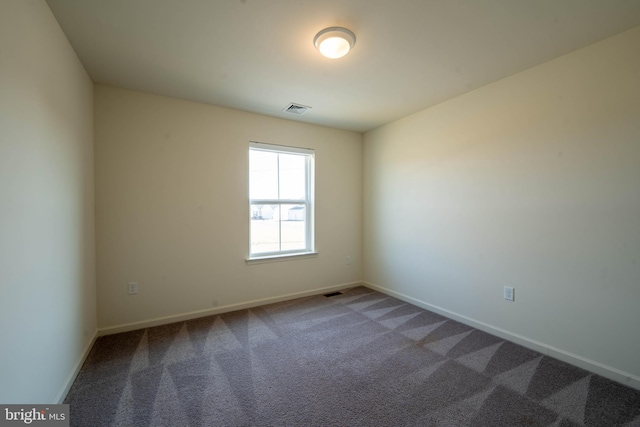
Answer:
xmin=249 ymin=143 xmax=313 ymax=257
xmin=281 ymin=204 xmax=306 ymax=251
xmin=279 ymin=153 xmax=306 ymax=200
xmin=249 ymin=150 xmax=278 ymax=199
xmin=250 ymin=204 xmax=280 ymax=254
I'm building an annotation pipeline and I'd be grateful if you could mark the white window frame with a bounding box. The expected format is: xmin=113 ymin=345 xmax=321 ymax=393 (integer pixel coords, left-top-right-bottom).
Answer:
xmin=248 ymin=142 xmax=315 ymax=261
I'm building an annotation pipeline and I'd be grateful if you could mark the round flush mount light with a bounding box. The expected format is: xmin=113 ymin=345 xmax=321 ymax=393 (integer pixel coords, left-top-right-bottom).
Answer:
xmin=313 ymin=27 xmax=356 ymax=59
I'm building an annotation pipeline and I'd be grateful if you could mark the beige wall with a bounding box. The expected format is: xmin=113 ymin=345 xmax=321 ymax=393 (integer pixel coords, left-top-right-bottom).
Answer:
xmin=0 ymin=0 xmax=96 ymax=403
xmin=363 ymin=26 xmax=640 ymax=387
xmin=95 ymin=85 xmax=362 ymax=329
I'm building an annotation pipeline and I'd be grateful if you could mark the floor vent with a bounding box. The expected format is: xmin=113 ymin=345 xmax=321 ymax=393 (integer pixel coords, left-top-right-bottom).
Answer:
xmin=282 ymin=102 xmax=311 ymax=115
xmin=324 ymin=291 xmax=343 ymax=297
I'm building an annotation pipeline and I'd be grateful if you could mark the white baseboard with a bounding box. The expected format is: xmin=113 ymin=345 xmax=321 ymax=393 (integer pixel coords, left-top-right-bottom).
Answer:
xmin=363 ymin=281 xmax=640 ymax=391
xmin=98 ymin=281 xmax=363 ymax=337
xmin=55 ymin=330 xmax=98 ymax=403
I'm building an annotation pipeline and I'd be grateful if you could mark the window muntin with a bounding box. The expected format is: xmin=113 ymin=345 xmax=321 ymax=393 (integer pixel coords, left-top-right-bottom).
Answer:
xmin=249 ymin=142 xmax=314 ymax=258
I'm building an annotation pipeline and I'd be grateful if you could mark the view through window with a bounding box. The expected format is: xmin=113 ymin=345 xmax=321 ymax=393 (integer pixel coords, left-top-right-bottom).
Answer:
xmin=249 ymin=142 xmax=314 ymax=257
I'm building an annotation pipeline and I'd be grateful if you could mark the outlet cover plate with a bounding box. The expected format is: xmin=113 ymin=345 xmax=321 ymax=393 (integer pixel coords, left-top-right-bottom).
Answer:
xmin=504 ymin=286 xmax=514 ymax=301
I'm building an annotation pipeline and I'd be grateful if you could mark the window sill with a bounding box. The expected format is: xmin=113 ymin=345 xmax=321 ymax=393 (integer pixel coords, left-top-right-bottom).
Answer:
xmin=246 ymin=251 xmax=318 ymax=265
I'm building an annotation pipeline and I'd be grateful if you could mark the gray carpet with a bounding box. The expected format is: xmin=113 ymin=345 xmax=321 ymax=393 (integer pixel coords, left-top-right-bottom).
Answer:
xmin=65 ymin=286 xmax=640 ymax=426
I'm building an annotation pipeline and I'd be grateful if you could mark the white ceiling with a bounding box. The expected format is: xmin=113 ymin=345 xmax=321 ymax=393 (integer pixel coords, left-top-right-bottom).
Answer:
xmin=46 ymin=0 xmax=640 ymax=133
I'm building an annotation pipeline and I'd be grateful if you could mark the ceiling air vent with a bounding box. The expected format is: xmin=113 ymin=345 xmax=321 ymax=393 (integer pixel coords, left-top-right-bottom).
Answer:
xmin=282 ymin=103 xmax=311 ymax=115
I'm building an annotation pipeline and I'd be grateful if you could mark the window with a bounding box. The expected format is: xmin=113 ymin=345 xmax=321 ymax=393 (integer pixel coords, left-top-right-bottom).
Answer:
xmin=249 ymin=142 xmax=314 ymax=259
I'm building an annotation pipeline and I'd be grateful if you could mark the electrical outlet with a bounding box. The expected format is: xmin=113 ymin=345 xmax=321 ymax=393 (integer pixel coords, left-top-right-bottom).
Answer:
xmin=346 ymin=256 xmax=351 ymax=265
xmin=504 ymin=286 xmax=514 ymax=301
xmin=128 ymin=282 xmax=138 ymax=295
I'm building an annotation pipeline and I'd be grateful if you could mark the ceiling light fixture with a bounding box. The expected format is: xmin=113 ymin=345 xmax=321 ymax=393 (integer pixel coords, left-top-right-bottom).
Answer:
xmin=313 ymin=27 xmax=356 ymax=59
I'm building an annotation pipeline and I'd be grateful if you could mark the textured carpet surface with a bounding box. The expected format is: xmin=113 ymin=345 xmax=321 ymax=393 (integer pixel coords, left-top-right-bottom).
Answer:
xmin=65 ymin=287 xmax=640 ymax=426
